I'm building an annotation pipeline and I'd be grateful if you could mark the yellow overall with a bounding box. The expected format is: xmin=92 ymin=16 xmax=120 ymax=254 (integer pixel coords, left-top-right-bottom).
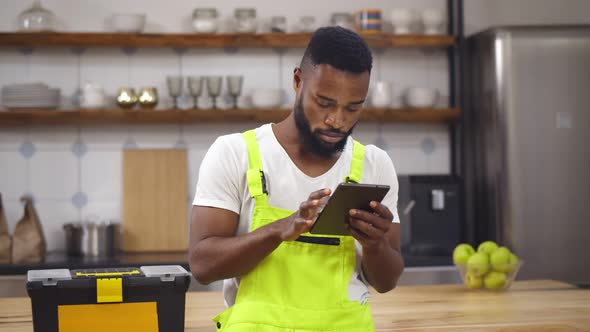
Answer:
xmin=213 ymin=130 xmax=374 ymax=331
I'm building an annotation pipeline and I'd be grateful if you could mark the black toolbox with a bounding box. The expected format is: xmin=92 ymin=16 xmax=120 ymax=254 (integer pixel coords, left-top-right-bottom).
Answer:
xmin=26 ymin=265 xmax=190 ymax=332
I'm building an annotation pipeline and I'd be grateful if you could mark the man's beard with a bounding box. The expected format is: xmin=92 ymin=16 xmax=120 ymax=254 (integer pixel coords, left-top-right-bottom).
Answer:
xmin=294 ymin=96 xmax=355 ymax=159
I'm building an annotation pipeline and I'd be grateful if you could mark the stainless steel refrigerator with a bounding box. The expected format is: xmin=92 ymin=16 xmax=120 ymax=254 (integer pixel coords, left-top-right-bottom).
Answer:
xmin=464 ymin=26 xmax=590 ymax=286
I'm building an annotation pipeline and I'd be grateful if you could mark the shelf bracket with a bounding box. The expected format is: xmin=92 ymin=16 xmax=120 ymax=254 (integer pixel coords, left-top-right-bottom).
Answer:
xmin=70 ymin=47 xmax=86 ymax=55
xmin=272 ymin=47 xmax=287 ymax=55
xmin=18 ymin=47 xmax=34 ymax=55
xmin=223 ymin=46 xmax=239 ymax=54
xmin=121 ymin=47 xmax=138 ymax=55
xmin=172 ymin=47 xmax=188 ymax=55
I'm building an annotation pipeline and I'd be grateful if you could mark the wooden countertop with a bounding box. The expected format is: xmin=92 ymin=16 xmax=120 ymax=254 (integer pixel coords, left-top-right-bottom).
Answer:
xmin=0 ymin=280 xmax=588 ymax=331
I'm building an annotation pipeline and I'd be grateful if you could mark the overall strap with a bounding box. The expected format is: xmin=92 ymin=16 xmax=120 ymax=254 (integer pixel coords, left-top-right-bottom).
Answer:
xmin=242 ymin=130 xmax=268 ymax=202
xmin=344 ymin=140 xmax=365 ymax=183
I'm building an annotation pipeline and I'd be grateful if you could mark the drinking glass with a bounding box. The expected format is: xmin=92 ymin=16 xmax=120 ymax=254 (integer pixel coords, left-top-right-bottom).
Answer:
xmin=166 ymin=76 xmax=183 ymax=109
xmin=187 ymin=76 xmax=204 ymax=109
xmin=226 ymin=76 xmax=243 ymax=109
xmin=206 ymin=76 xmax=222 ymax=109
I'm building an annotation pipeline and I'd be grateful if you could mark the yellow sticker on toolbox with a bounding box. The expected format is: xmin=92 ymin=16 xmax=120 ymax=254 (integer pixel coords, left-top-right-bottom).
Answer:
xmin=58 ymin=302 xmax=158 ymax=332
xmin=96 ymin=278 xmax=122 ymax=303
xmin=75 ymin=270 xmax=141 ymax=277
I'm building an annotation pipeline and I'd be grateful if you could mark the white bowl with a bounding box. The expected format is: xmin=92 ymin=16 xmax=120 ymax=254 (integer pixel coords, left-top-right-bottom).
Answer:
xmin=251 ymin=89 xmax=284 ymax=109
xmin=405 ymin=87 xmax=439 ymax=108
xmin=112 ymin=14 xmax=146 ymax=33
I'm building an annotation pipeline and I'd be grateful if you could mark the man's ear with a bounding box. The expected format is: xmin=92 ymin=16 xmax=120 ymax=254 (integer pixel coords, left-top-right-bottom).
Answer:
xmin=293 ymin=67 xmax=303 ymax=92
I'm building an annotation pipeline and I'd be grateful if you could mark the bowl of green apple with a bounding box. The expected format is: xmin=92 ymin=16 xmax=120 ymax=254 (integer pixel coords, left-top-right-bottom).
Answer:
xmin=453 ymin=241 xmax=523 ymax=291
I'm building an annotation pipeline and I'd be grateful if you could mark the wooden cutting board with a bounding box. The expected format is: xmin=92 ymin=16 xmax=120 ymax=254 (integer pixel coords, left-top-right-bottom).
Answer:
xmin=122 ymin=149 xmax=188 ymax=252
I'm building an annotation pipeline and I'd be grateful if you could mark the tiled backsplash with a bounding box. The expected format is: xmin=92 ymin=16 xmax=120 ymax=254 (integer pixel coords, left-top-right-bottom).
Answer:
xmin=0 ymin=0 xmax=451 ymax=251
xmin=1 ymin=122 xmax=450 ymax=251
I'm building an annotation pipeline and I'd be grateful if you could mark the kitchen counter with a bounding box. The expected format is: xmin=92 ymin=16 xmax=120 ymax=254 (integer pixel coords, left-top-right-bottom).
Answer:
xmin=0 ymin=251 xmax=190 ymax=275
xmin=0 ymin=280 xmax=588 ymax=331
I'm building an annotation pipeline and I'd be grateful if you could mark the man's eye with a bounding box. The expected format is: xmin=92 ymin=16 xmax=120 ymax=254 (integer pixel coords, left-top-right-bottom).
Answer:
xmin=317 ymin=102 xmax=332 ymax=108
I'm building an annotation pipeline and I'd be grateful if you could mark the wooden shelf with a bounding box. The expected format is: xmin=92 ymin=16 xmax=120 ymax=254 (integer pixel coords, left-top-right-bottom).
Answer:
xmin=0 ymin=108 xmax=460 ymax=126
xmin=0 ymin=32 xmax=456 ymax=49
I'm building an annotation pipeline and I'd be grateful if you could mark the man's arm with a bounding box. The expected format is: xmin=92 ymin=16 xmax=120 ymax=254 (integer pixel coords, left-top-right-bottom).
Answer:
xmin=189 ymin=189 xmax=331 ymax=284
xmin=346 ymin=201 xmax=404 ymax=293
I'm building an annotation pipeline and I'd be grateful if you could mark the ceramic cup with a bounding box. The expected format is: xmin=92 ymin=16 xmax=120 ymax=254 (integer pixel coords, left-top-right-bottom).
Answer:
xmin=421 ymin=8 xmax=445 ymax=35
xmin=370 ymin=81 xmax=393 ymax=108
xmin=391 ymin=9 xmax=416 ymax=34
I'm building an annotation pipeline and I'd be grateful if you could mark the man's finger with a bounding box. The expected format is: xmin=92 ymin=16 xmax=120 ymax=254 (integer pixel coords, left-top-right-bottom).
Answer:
xmin=369 ymin=201 xmax=394 ymax=221
xmin=308 ymin=188 xmax=331 ymax=200
xmin=346 ymin=224 xmax=370 ymax=244
xmin=349 ymin=218 xmax=382 ymax=239
xmin=349 ymin=209 xmax=389 ymax=232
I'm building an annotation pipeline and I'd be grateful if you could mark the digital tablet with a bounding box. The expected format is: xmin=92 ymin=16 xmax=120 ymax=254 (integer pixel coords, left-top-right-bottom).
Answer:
xmin=309 ymin=183 xmax=390 ymax=236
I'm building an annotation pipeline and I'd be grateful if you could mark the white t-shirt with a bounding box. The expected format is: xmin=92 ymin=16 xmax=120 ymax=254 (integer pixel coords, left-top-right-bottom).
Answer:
xmin=193 ymin=123 xmax=400 ymax=307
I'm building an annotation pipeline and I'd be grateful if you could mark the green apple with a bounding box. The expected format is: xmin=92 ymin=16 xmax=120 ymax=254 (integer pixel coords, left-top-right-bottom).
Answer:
xmin=464 ymin=272 xmax=483 ymax=289
xmin=453 ymin=243 xmax=475 ymax=264
xmin=490 ymin=246 xmax=512 ymax=272
xmin=505 ymin=253 xmax=520 ymax=273
xmin=484 ymin=271 xmax=507 ymax=290
xmin=466 ymin=252 xmax=490 ymax=277
xmin=477 ymin=241 xmax=499 ymax=255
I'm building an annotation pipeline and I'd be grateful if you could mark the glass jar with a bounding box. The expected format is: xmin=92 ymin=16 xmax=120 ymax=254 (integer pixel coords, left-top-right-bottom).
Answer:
xmin=298 ymin=16 xmax=316 ymax=33
xmin=18 ymin=0 xmax=56 ymax=32
xmin=330 ymin=13 xmax=353 ymax=30
xmin=234 ymin=8 xmax=257 ymax=33
xmin=192 ymin=8 xmax=219 ymax=33
xmin=270 ymin=16 xmax=287 ymax=33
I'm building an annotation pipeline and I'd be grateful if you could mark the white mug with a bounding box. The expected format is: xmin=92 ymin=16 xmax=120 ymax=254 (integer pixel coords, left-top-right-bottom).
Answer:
xmin=370 ymin=81 xmax=393 ymax=108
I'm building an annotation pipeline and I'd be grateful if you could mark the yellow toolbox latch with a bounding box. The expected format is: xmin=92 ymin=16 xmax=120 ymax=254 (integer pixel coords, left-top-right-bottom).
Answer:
xmin=96 ymin=278 xmax=123 ymax=303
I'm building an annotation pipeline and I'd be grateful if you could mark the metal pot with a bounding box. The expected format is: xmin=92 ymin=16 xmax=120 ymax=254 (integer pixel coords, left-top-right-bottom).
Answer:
xmin=63 ymin=222 xmax=120 ymax=257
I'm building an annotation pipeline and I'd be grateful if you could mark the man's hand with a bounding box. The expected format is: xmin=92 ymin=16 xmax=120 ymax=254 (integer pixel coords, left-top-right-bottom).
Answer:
xmin=345 ymin=201 xmax=393 ymax=252
xmin=276 ymin=188 xmax=331 ymax=241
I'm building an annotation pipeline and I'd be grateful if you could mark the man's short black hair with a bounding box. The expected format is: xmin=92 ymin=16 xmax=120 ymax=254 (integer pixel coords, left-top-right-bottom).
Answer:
xmin=300 ymin=26 xmax=373 ymax=74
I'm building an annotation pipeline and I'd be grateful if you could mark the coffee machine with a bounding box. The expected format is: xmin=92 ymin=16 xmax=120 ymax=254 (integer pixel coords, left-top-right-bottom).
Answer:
xmin=398 ymin=175 xmax=462 ymax=265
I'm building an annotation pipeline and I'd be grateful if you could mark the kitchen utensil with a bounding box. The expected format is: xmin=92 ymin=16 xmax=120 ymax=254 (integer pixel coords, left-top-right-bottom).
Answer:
xmin=193 ymin=8 xmax=218 ymax=33
xmin=122 ymin=149 xmax=188 ymax=252
xmin=12 ymin=196 xmax=46 ymax=264
xmin=251 ymin=88 xmax=284 ymax=109
xmin=111 ymin=13 xmax=146 ymax=33
xmin=138 ymin=87 xmax=158 ymax=109
xmin=421 ymin=9 xmax=445 ymax=35
xmin=18 ymin=0 xmax=56 ymax=32
xmin=226 ymin=75 xmax=243 ymax=109
xmin=166 ymin=76 xmax=183 ymax=109
xmin=0 ymin=194 xmax=12 ymax=264
xmin=206 ymin=76 xmax=222 ymax=109
xmin=234 ymin=8 xmax=257 ymax=33
xmin=356 ymin=9 xmax=382 ymax=34
xmin=116 ymin=87 xmax=138 ymax=109
xmin=187 ymin=76 xmax=203 ymax=109
xmin=63 ymin=221 xmax=120 ymax=257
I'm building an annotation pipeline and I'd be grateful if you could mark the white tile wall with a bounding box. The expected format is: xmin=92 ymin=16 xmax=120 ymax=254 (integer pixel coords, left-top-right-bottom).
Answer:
xmin=81 ymin=150 xmax=122 ymax=201
xmin=0 ymin=151 xmax=27 ymax=199
xmin=0 ymin=0 xmax=456 ymax=251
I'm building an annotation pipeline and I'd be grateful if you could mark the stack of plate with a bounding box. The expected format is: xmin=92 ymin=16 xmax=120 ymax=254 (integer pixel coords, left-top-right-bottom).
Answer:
xmin=1 ymin=83 xmax=61 ymax=110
